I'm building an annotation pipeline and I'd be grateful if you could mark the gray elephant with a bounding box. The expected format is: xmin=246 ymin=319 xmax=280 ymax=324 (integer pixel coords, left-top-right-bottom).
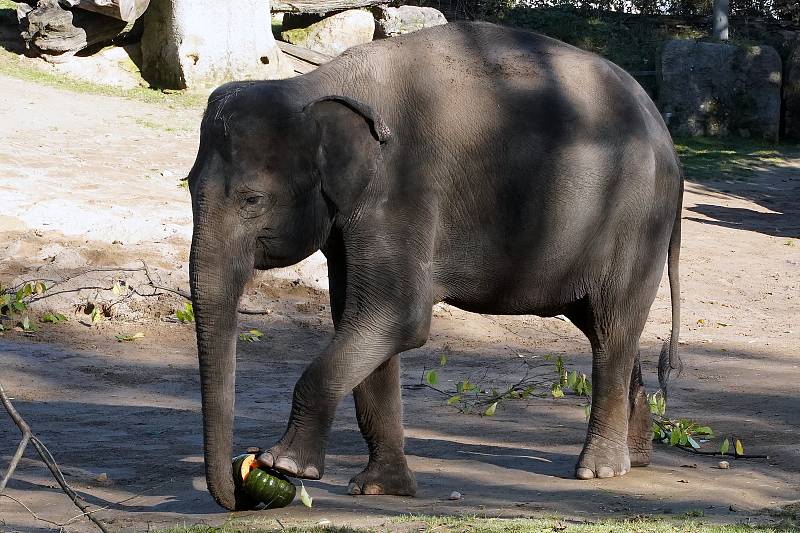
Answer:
xmin=187 ymin=21 xmax=683 ymax=510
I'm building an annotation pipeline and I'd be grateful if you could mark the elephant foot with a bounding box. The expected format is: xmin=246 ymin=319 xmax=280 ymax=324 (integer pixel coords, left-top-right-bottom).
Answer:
xmin=257 ymin=429 xmax=325 ymax=480
xmin=347 ymin=460 xmax=417 ymax=496
xmin=575 ymin=435 xmax=631 ymax=479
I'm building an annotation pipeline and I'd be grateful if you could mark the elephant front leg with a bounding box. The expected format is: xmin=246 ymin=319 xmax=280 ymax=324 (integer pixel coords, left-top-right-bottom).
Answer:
xmin=258 ymin=324 xmax=427 ymax=480
xmin=348 ymin=355 xmax=417 ymax=496
xmin=256 ymin=358 xmax=339 ymax=479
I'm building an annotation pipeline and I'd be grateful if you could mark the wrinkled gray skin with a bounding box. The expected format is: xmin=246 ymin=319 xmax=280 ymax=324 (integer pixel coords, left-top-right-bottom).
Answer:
xmin=187 ymin=22 xmax=683 ymax=511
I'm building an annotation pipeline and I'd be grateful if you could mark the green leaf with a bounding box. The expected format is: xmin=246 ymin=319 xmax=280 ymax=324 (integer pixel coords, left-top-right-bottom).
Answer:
xmin=21 ymin=316 xmax=32 ymax=331
xmin=567 ymin=370 xmax=577 ymax=390
xmin=41 ymin=312 xmax=67 ymax=324
xmin=447 ymin=395 xmax=461 ymax=405
xmin=694 ymin=426 xmax=714 ymax=437
xmin=583 ymin=403 xmax=592 ymax=421
xmin=551 ymin=383 xmax=564 ymax=399
xmin=239 ymin=329 xmax=264 ymax=342
xmin=439 ymin=354 xmax=448 ymax=366
xmin=90 ymin=306 xmax=103 ymax=324
xmin=687 ymin=436 xmax=700 ymax=449
xmin=669 ymin=430 xmax=680 ymax=446
xmin=115 ymin=332 xmax=144 ymax=342
xmin=424 ymin=370 xmax=438 ymax=386
xmin=176 ymin=302 xmax=194 ymax=323
xmin=299 ymin=482 xmax=313 ymax=508
xmin=735 ymin=439 xmax=744 ymax=456
xmin=720 ymin=438 xmax=730 ymax=455
xmin=484 ymin=402 xmax=498 ymax=417
xmin=34 ymin=281 xmax=46 ymax=295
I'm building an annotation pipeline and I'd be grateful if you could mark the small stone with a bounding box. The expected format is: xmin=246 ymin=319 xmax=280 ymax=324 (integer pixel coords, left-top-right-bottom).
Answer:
xmin=719 ymin=460 xmax=730 ymax=469
xmin=95 ymin=472 xmax=112 ymax=485
xmin=448 ymin=490 xmax=462 ymax=500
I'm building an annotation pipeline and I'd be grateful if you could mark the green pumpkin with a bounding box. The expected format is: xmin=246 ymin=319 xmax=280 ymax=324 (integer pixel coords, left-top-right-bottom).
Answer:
xmin=232 ymin=453 xmax=296 ymax=509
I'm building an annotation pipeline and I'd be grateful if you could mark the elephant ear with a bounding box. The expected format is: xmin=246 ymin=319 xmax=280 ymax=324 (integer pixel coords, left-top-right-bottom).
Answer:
xmin=304 ymin=95 xmax=391 ymax=217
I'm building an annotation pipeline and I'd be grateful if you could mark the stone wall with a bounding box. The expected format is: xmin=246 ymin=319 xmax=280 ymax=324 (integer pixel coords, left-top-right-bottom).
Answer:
xmin=660 ymin=39 xmax=783 ymax=142
xmin=784 ymin=46 xmax=800 ymax=139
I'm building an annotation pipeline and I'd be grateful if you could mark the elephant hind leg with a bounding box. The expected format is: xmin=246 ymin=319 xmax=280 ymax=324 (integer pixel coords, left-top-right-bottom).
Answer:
xmin=567 ymin=291 xmax=654 ymax=480
xmin=349 ymin=355 xmax=417 ymax=497
xmin=628 ymin=354 xmax=653 ymax=467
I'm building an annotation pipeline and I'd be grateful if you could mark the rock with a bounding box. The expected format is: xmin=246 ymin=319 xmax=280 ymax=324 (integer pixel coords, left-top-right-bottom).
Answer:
xmin=718 ymin=460 xmax=730 ymax=469
xmin=659 ymin=39 xmax=782 ymax=142
xmin=19 ymin=0 xmax=128 ymax=62
xmin=448 ymin=490 xmax=462 ymax=500
xmin=141 ymin=0 xmax=292 ymax=89
xmin=784 ymin=46 xmax=800 ymax=139
xmin=281 ymin=9 xmax=373 ymax=57
xmin=372 ymin=5 xmax=447 ymax=38
xmin=95 ymin=472 xmax=113 ymax=485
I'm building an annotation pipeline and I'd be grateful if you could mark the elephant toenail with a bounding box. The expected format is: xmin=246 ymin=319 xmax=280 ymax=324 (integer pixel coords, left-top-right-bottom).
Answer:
xmin=257 ymin=452 xmax=274 ymax=468
xmin=274 ymin=457 xmax=299 ymax=475
xmin=347 ymin=482 xmax=361 ymax=495
xmin=575 ymin=467 xmax=594 ymax=480
xmin=596 ymin=466 xmax=614 ymax=478
xmin=363 ymin=484 xmax=384 ymax=495
xmin=304 ymin=465 xmax=321 ymax=479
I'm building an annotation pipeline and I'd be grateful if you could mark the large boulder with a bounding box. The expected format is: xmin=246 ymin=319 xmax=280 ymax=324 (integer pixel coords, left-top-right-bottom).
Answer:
xmin=141 ymin=0 xmax=292 ymax=89
xmin=281 ymin=9 xmax=373 ymax=57
xmin=372 ymin=5 xmax=447 ymax=38
xmin=784 ymin=46 xmax=800 ymax=139
xmin=659 ymin=39 xmax=782 ymax=142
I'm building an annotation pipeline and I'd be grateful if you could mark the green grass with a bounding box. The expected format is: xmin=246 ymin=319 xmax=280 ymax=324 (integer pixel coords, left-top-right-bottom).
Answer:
xmin=674 ymin=137 xmax=800 ymax=182
xmin=0 ymin=48 xmax=206 ymax=109
xmin=156 ymin=514 xmax=798 ymax=533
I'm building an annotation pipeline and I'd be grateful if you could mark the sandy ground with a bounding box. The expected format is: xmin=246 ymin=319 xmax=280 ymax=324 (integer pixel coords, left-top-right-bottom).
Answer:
xmin=0 ymin=69 xmax=799 ymax=533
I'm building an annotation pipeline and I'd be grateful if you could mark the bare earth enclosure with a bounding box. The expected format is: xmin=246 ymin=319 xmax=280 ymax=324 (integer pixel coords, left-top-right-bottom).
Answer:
xmin=0 ymin=70 xmax=799 ymax=531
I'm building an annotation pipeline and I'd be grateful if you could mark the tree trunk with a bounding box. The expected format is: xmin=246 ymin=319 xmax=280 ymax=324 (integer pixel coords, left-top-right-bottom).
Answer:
xmin=61 ymin=0 xmax=150 ymax=22
xmin=141 ymin=0 xmax=292 ymax=89
xmin=272 ymin=0 xmax=385 ymax=13
xmin=713 ymin=0 xmax=730 ymax=41
xmin=19 ymin=0 xmax=127 ymax=62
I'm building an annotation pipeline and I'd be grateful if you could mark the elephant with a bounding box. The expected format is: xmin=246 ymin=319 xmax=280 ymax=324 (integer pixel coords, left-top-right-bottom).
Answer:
xmin=186 ymin=21 xmax=683 ymax=511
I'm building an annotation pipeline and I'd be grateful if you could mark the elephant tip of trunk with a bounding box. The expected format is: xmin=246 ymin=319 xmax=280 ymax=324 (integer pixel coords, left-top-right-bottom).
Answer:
xmin=208 ymin=483 xmax=237 ymax=511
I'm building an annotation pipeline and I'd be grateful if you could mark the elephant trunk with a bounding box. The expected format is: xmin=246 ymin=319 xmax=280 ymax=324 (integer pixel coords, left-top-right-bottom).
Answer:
xmin=189 ymin=221 xmax=251 ymax=511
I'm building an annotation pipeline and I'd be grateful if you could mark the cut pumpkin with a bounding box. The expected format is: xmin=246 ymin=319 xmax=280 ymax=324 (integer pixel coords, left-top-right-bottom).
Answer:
xmin=231 ymin=453 xmax=297 ymax=509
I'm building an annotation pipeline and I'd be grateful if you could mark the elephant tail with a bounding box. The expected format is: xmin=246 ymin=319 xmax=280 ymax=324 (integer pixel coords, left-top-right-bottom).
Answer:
xmin=658 ymin=175 xmax=683 ymax=400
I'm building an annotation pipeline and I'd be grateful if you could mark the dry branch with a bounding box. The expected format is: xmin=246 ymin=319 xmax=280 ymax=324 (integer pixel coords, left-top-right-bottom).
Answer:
xmin=0 ymin=383 xmax=110 ymax=533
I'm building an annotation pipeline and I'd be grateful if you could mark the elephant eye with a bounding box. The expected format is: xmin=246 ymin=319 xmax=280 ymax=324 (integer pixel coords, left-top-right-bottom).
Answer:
xmin=239 ymin=192 xmax=273 ymax=218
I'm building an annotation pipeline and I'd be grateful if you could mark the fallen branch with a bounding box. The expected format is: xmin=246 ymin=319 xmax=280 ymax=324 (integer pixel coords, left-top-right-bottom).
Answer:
xmin=0 ymin=382 xmax=110 ymax=533
xmin=673 ymin=444 xmax=768 ymax=460
xmin=9 ymin=261 xmax=275 ymax=316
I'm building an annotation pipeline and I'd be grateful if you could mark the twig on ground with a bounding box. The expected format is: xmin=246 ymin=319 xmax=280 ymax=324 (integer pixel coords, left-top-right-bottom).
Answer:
xmin=0 ymin=382 xmax=110 ymax=533
xmin=8 ymin=260 xmax=276 ymax=316
xmin=673 ymin=444 xmax=768 ymax=459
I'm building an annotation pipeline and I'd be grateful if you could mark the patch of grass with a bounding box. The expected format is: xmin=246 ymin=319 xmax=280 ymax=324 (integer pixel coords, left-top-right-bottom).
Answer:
xmin=674 ymin=137 xmax=800 ymax=182
xmin=392 ymin=515 xmax=797 ymax=532
xmin=156 ymin=515 xmax=798 ymax=533
xmin=0 ymin=48 xmax=206 ymax=109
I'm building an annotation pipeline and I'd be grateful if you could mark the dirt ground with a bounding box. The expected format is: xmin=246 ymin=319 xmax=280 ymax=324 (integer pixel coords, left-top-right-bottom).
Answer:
xmin=1 ymin=68 xmax=799 ymax=533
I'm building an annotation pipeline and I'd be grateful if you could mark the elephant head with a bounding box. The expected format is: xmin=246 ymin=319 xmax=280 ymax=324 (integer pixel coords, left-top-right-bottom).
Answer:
xmin=186 ymin=82 xmax=390 ymax=510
